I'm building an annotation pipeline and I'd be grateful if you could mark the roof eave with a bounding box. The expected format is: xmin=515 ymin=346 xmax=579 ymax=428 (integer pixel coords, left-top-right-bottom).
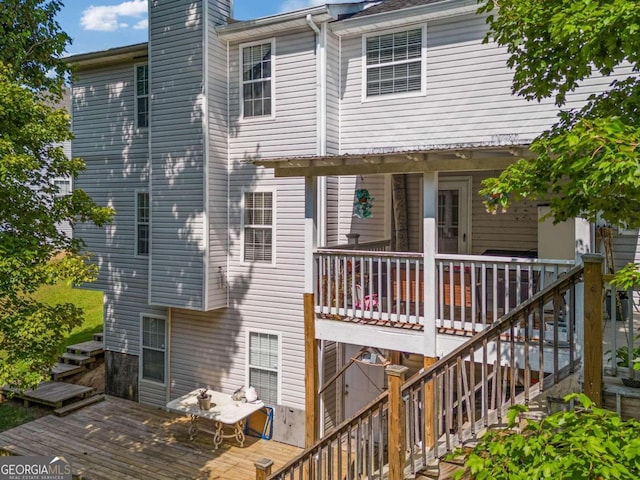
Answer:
xmin=331 ymin=0 xmax=482 ymax=36
xmin=65 ymin=43 xmax=149 ymax=69
xmin=217 ymin=7 xmax=333 ymax=42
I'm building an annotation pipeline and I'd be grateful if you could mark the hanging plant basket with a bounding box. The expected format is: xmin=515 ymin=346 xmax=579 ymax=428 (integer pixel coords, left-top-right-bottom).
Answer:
xmin=353 ymin=189 xmax=374 ymax=219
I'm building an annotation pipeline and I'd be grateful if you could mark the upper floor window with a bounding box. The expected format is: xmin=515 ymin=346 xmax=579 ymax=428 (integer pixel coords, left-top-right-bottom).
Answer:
xmin=53 ymin=178 xmax=71 ymax=196
xmin=364 ymin=27 xmax=425 ymax=98
xmin=241 ymin=40 xmax=274 ymax=118
xmin=136 ymin=191 xmax=149 ymax=256
xmin=135 ymin=64 xmax=149 ymax=128
xmin=243 ymin=191 xmax=274 ymax=263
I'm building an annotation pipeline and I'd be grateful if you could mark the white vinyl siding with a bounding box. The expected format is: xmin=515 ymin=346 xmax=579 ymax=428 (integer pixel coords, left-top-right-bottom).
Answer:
xmin=148 ymin=0 xmax=206 ymax=309
xmin=242 ymin=191 xmax=274 ymax=264
xmin=241 ymin=39 xmax=274 ymax=119
xmin=247 ymin=331 xmax=280 ymax=406
xmin=363 ymin=26 xmax=425 ymax=100
xmin=135 ymin=63 xmax=149 ymax=129
xmin=141 ymin=315 xmax=166 ymax=384
xmin=136 ymin=191 xmax=149 ymax=256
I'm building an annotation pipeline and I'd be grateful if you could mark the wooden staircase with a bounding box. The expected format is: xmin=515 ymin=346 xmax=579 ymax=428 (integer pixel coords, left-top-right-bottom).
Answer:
xmin=264 ymin=263 xmax=594 ymax=480
xmin=51 ymin=332 xmax=104 ymax=380
xmin=2 ymin=332 xmax=105 ymax=416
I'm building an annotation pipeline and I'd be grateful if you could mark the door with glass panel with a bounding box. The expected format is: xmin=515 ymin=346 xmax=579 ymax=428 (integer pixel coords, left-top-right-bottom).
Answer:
xmin=438 ymin=179 xmax=470 ymax=254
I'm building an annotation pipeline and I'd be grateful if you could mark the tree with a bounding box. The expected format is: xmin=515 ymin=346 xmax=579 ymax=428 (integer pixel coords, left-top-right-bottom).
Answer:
xmin=478 ymin=0 xmax=640 ymax=286
xmin=456 ymin=394 xmax=640 ymax=479
xmin=0 ymin=1 xmax=112 ymax=390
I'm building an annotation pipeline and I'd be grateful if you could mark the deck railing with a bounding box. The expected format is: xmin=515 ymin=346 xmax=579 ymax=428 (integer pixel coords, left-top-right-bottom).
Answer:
xmin=270 ymin=264 xmax=586 ymax=480
xmin=315 ymin=249 xmax=574 ymax=331
xmin=603 ymin=282 xmax=638 ymax=381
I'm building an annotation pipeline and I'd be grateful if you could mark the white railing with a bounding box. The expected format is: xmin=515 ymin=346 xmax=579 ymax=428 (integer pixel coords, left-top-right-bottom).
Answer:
xmin=314 ymin=250 xmax=575 ymax=331
xmin=436 ymin=254 xmax=575 ymax=331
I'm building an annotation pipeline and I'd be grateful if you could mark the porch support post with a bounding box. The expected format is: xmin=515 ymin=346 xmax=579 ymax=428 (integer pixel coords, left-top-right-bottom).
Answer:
xmin=423 ymin=356 xmax=437 ymax=449
xmin=304 ymin=176 xmax=319 ymax=447
xmin=423 ymin=172 xmax=438 ymax=357
xmin=305 ymin=176 xmax=318 ymax=293
xmin=582 ymin=254 xmax=603 ymax=407
xmin=304 ymin=294 xmax=319 ymax=447
xmin=386 ymin=365 xmax=409 ymax=480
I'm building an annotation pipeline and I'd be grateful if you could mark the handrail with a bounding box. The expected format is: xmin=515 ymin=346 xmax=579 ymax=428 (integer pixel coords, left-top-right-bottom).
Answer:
xmin=405 ymin=263 xmax=583 ymax=390
xmin=270 ymin=264 xmax=585 ymax=479
xmin=435 ymin=252 xmax=575 ymax=266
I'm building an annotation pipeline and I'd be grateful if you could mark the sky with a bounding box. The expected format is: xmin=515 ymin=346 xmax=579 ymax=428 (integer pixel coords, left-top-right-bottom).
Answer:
xmin=57 ymin=0 xmax=351 ymax=55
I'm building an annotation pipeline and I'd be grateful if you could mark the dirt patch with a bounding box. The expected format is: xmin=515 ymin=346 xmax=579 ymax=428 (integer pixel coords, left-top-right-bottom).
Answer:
xmin=66 ymin=362 xmax=105 ymax=393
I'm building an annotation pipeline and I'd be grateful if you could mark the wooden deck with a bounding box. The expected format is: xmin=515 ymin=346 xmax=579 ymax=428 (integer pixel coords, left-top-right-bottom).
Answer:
xmin=0 ymin=396 xmax=301 ymax=480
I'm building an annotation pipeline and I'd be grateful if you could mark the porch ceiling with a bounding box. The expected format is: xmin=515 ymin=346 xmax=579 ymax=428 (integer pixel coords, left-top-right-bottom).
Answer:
xmin=253 ymin=145 xmax=534 ymax=177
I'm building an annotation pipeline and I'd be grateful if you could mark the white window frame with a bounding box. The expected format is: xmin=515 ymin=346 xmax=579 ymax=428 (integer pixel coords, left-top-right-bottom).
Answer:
xmin=139 ymin=313 xmax=167 ymax=386
xmin=53 ymin=177 xmax=72 ymax=196
xmin=361 ymin=24 xmax=427 ymax=102
xmin=135 ymin=190 xmax=150 ymax=257
xmin=240 ymin=188 xmax=276 ymax=265
xmin=245 ymin=329 xmax=282 ymax=406
xmin=134 ymin=63 xmax=149 ymax=130
xmin=239 ymin=38 xmax=276 ymax=121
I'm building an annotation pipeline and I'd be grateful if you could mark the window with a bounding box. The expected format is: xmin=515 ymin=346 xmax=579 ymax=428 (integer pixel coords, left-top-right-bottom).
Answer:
xmin=364 ymin=27 xmax=424 ymax=98
xmin=135 ymin=64 xmax=149 ymax=128
xmin=243 ymin=191 xmax=273 ymax=263
xmin=241 ymin=41 xmax=273 ymax=118
xmin=136 ymin=192 xmax=149 ymax=256
xmin=141 ymin=315 xmax=166 ymax=383
xmin=248 ymin=331 xmax=279 ymax=406
xmin=53 ymin=178 xmax=71 ymax=196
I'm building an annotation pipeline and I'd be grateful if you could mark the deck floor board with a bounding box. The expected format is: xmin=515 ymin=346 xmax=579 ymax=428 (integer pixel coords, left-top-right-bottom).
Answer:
xmin=0 ymin=396 xmax=301 ymax=480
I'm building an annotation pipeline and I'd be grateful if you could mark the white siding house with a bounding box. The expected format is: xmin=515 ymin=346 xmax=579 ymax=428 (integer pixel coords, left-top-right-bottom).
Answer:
xmin=70 ymin=0 xmax=637 ymax=447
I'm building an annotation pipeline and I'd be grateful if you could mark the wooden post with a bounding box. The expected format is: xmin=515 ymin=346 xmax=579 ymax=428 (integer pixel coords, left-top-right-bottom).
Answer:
xmin=254 ymin=458 xmax=274 ymax=480
xmin=304 ymin=292 xmax=319 ymax=448
xmin=387 ymin=365 xmax=408 ymax=480
xmin=582 ymin=254 xmax=603 ymax=407
xmin=423 ymin=356 xmax=437 ymax=448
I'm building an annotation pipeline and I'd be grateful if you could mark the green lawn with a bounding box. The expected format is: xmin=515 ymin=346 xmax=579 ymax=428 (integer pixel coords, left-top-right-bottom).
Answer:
xmin=0 ymin=402 xmax=39 ymax=431
xmin=31 ymin=281 xmax=104 ymax=353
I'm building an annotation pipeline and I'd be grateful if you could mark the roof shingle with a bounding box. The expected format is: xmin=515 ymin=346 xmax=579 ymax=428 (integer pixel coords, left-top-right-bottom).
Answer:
xmin=345 ymin=0 xmax=447 ymax=19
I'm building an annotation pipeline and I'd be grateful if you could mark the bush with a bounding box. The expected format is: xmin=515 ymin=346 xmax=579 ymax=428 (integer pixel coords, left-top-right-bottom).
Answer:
xmin=456 ymin=394 xmax=640 ymax=479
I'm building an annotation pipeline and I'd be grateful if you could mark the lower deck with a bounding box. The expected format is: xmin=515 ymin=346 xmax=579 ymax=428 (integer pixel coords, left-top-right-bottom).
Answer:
xmin=0 ymin=396 xmax=301 ymax=480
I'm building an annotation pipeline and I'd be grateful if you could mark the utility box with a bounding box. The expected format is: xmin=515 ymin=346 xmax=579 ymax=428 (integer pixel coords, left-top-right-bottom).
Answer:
xmin=537 ymin=206 xmax=591 ymax=260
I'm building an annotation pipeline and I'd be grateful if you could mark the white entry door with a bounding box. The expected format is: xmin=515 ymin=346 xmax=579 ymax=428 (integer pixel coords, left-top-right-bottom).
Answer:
xmin=343 ymin=344 xmax=385 ymax=419
xmin=438 ymin=178 xmax=471 ymax=254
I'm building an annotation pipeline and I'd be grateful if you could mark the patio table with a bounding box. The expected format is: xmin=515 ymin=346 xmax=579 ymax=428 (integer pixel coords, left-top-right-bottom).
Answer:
xmin=166 ymin=388 xmax=264 ymax=449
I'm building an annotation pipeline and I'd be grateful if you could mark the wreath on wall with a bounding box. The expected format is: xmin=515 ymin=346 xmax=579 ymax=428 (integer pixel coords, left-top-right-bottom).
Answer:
xmin=353 ymin=188 xmax=374 ymax=219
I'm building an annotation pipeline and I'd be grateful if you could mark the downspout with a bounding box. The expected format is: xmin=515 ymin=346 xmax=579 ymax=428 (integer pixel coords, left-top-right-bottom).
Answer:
xmin=306 ymin=13 xmax=327 ymax=439
xmin=306 ymin=14 xmax=327 ymax=247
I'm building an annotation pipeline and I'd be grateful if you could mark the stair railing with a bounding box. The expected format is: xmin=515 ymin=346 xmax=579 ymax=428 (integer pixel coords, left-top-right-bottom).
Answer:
xmin=268 ymin=264 xmax=585 ymax=480
xmin=402 ymin=263 xmax=584 ymax=475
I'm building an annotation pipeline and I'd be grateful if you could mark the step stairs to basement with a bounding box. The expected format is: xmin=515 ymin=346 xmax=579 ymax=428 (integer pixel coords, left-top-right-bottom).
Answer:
xmin=50 ymin=332 xmax=104 ymax=380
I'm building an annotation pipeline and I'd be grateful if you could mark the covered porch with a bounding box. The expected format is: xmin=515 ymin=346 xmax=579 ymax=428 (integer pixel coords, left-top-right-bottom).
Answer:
xmin=256 ymin=145 xmax=588 ymax=344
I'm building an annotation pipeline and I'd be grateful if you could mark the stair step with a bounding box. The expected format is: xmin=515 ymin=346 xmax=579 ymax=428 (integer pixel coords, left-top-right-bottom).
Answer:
xmin=93 ymin=332 xmax=104 ymax=342
xmin=59 ymin=352 xmax=95 ymax=366
xmin=51 ymin=363 xmax=86 ymax=380
xmin=66 ymin=340 xmax=104 ymax=357
xmin=54 ymin=394 xmax=105 ymax=417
